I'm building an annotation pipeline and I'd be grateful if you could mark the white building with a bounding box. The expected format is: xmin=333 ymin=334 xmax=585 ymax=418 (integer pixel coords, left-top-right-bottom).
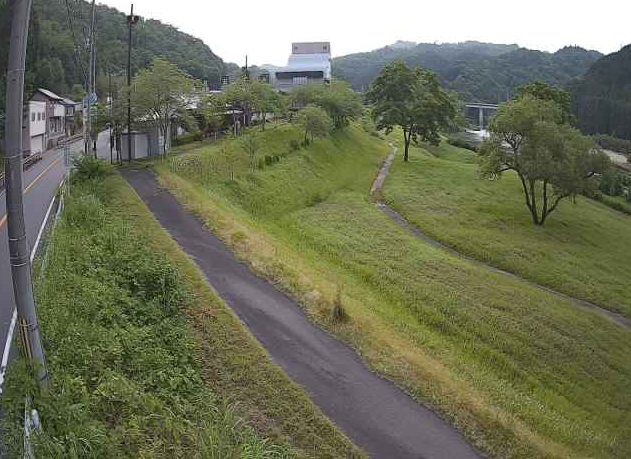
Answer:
xmin=31 ymin=88 xmax=67 ymax=148
xmin=272 ymin=42 xmax=332 ymax=92
xmin=22 ymin=101 xmax=47 ymax=156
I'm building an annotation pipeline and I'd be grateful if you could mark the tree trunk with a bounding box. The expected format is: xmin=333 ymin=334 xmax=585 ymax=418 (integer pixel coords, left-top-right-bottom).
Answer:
xmin=403 ymin=129 xmax=411 ymax=162
xmin=528 ymin=179 xmax=541 ymax=225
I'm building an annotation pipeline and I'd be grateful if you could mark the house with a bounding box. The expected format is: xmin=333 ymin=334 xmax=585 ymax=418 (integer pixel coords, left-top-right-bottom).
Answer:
xmin=31 ymin=88 xmax=68 ymax=148
xmin=21 ymin=101 xmax=47 ymax=156
xmin=272 ymin=42 xmax=332 ymax=92
xmin=61 ymin=97 xmax=80 ymax=136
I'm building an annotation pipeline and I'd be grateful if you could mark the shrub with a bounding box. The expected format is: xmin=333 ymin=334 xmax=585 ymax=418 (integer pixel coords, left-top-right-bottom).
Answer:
xmin=330 ymin=288 xmax=349 ymax=324
xmin=288 ymin=139 xmax=301 ymax=152
xmin=72 ymin=155 xmax=113 ymax=183
xmin=174 ymin=131 xmax=203 ymax=146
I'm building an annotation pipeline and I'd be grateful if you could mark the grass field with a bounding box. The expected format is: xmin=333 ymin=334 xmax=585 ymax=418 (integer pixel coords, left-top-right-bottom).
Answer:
xmin=155 ymin=123 xmax=631 ymax=458
xmin=383 ymin=138 xmax=631 ymax=318
xmin=0 ymin=168 xmax=359 ymax=458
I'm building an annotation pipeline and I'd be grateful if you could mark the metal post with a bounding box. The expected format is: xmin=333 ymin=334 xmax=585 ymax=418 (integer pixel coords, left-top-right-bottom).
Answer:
xmin=4 ymin=0 xmax=48 ymax=388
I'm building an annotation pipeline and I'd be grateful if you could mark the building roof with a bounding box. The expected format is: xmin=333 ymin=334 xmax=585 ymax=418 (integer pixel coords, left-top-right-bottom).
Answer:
xmin=35 ymin=88 xmax=65 ymax=102
xmin=61 ymin=97 xmax=78 ymax=106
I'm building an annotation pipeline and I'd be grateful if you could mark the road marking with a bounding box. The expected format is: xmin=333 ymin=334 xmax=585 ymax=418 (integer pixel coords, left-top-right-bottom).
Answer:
xmin=0 ymin=159 xmax=64 ymax=394
xmin=0 ymin=155 xmax=62 ymax=230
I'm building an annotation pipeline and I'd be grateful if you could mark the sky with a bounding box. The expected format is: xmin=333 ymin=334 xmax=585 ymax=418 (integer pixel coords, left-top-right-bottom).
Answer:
xmin=99 ymin=0 xmax=631 ymax=66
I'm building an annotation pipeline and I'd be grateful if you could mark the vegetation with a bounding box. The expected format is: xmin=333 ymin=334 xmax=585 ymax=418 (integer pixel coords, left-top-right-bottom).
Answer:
xmin=573 ymin=44 xmax=631 ymax=140
xmin=292 ymin=81 xmax=363 ymax=129
xmin=0 ymin=167 xmax=359 ymax=457
xmin=384 ymin=137 xmax=631 ymax=317
xmin=157 ymin=124 xmax=631 ymax=458
xmin=480 ymin=94 xmax=610 ymax=225
xmin=333 ymin=41 xmax=601 ymax=103
xmin=132 ymin=58 xmax=198 ymax=154
xmin=367 ymin=62 xmax=458 ymax=161
xmin=295 ymin=106 xmax=333 ymax=144
xmin=594 ymin=133 xmax=631 ymax=155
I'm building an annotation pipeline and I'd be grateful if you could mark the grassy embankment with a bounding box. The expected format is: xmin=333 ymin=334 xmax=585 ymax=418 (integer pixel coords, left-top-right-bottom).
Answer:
xmin=156 ymin=123 xmax=631 ymax=458
xmin=383 ymin=139 xmax=631 ymax=318
xmin=0 ymin=166 xmax=359 ymax=458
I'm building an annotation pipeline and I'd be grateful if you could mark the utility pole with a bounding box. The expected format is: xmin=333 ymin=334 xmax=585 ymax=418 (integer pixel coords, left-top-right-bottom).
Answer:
xmin=109 ymin=71 xmax=113 ymax=165
xmin=4 ymin=0 xmax=48 ymax=388
xmin=85 ymin=0 xmax=96 ymax=155
xmin=126 ymin=4 xmax=139 ymax=162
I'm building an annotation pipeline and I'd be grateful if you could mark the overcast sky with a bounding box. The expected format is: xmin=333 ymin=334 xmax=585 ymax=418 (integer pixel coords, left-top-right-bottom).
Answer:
xmin=99 ymin=0 xmax=630 ymax=66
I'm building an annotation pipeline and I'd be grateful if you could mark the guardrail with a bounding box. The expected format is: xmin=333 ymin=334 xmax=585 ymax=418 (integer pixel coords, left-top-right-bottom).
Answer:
xmin=0 ymin=152 xmax=43 ymax=191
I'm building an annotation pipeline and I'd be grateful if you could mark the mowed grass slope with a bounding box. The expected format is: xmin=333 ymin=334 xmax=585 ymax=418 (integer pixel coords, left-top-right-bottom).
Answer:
xmin=1 ymin=171 xmax=359 ymax=458
xmin=157 ymin=124 xmax=631 ymax=458
xmin=383 ymin=139 xmax=631 ymax=317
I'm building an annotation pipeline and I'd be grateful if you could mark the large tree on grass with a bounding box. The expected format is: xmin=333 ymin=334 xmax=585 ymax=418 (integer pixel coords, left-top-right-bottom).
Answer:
xmin=366 ymin=61 xmax=458 ymax=162
xmin=480 ymin=96 xmax=610 ymax=225
xmin=132 ymin=58 xmax=197 ymax=154
xmin=292 ymin=81 xmax=363 ymax=129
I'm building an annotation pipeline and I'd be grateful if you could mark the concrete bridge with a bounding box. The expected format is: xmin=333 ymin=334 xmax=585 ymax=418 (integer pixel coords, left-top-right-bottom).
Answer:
xmin=465 ymin=103 xmax=499 ymax=130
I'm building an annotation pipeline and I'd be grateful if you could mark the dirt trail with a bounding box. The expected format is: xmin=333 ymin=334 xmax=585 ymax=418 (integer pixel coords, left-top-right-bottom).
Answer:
xmin=372 ymin=146 xmax=631 ymax=330
xmin=124 ymin=169 xmax=481 ymax=459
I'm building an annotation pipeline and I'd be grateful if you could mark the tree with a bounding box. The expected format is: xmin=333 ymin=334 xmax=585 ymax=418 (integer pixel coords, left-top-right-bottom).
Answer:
xmin=132 ymin=58 xmax=197 ymax=154
xmin=366 ymin=61 xmax=458 ymax=162
xmin=240 ymin=132 xmax=261 ymax=171
xmin=292 ymin=81 xmax=363 ymax=129
xmin=479 ymin=96 xmax=610 ymax=226
xmin=518 ymin=81 xmax=573 ymax=124
xmin=296 ymin=105 xmax=333 ymax=144
xmin=250 ymin=80 xmax=282 ymax=130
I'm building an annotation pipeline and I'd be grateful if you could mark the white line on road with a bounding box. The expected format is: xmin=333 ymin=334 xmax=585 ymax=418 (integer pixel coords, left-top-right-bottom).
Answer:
xmin=0 ymin=182 xmax=62 ymax=394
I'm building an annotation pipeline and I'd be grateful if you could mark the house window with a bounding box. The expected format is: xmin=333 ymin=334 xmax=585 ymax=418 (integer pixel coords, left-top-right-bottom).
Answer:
xmin=37 ymin=113 xmax=41 ymax=121
xmin=42 ymin=112 xmax=45 ymax=120
xmin=32 ymin=113 xmax=35 ymax=122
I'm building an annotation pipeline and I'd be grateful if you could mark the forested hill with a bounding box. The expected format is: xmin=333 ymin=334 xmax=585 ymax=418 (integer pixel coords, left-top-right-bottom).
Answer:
xmin=573 ymin=44 xmax=631 ymax=140
xmin=0 ymin=0 xmax=232 ymax=103
xmin=333 ymin=42 xmax=602 ymax=103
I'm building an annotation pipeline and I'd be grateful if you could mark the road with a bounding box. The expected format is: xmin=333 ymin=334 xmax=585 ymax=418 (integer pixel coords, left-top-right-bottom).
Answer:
xmin=125 ymin=169 xmax=481 ymax=459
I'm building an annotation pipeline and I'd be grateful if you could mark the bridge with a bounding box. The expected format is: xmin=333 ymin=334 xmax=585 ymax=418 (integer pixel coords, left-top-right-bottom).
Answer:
xmin=465 ymin=103 xmax=499 ymax=130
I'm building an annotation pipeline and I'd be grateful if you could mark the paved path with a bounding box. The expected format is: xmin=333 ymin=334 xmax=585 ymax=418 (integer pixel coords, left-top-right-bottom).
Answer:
xmin=372 ymin=146 xmax=631 ymax=330
xmin=124 ymin=169 xmax=481 ymax=459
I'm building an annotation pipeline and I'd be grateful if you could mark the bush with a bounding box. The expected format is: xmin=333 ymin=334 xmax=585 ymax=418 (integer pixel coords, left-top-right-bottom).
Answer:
xmin=447 ymin=135 xmax=478 ymax=152
xmin=288 ymin=139 xmax=301 ymax=152
xmin=174 ymin=131 xmax=203 ymax=146
xmin=72 ymin=155 xmax=113 ymax=183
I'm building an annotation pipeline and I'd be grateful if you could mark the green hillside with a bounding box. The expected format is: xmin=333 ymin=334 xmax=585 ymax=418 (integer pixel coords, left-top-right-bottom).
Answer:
xmin=333 ymin=42 xmax=601 ymax=103
xmin=573 ymin=44 xmax=631 ymax=139
xmin=155 ymin=124 xmax=631 ymax=458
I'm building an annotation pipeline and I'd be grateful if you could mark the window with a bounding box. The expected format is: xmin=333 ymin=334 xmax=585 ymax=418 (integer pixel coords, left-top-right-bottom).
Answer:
xmin=32 ymin=113 xmax=35 ymax=122
xmin=42 ymin=112 xmax=45 ymax=120
xmin=37 ymin=113 xmax=41 ymax=121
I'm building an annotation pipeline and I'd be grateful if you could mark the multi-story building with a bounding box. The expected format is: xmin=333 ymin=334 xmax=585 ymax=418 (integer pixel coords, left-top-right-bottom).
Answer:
xmin=272 ymin=42 xmax=332 ymax=92
xmin=31 ymin=88 xmax=67 ymax=148
xmin=22 ymin=101 xmax=47 ymax=156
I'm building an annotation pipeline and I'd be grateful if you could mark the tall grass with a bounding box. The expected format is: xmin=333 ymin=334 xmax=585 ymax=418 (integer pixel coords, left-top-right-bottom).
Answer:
xmin=0 ymin=176 xmax=292 ymax=458
xmin=158 ymin=124 xmax=631 ymax=458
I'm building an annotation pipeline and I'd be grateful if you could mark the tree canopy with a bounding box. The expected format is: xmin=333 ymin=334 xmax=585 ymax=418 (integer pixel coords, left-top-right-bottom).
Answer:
xmin=366 ymin=61 xmax=458 ymax=161
xmin=296 ymin=105 xmax=333 ymax=144
xmin=132 ymin=58 xmax=198 ymax=153
xmin=480 ymin=95 xmax=610 ymax=225
xmin=292 ymin=81 xmax=363 ymax=129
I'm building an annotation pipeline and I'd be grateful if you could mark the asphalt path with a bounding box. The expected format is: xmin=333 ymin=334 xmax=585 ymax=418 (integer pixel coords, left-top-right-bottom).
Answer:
xmin=125 ymin=169 xmax=481 ymax=459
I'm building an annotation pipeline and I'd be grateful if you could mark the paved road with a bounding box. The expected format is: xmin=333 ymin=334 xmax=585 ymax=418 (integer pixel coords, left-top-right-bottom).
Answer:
xmin=125 ymin=169 xmax=481 ymax=459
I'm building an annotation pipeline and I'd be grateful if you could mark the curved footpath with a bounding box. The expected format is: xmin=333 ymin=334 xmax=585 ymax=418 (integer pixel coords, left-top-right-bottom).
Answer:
xmin=373 ymin=145 xmax=631 ymax=331
xmin=124 ymin=169 xmax=481 ymax=459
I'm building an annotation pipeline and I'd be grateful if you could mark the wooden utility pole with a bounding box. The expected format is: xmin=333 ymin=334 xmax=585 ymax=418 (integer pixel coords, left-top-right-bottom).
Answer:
xmin=4 ymin=0 xmax=48 ymax=388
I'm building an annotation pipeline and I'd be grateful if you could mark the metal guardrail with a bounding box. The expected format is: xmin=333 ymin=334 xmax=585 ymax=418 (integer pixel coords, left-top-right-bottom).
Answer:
xmin=0 ymin=152 xmax=43 ymax=191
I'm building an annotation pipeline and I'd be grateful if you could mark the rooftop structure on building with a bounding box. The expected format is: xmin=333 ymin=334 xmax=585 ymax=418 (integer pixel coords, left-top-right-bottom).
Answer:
xmin=271 ymin=42 xmax=332 ymax=92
